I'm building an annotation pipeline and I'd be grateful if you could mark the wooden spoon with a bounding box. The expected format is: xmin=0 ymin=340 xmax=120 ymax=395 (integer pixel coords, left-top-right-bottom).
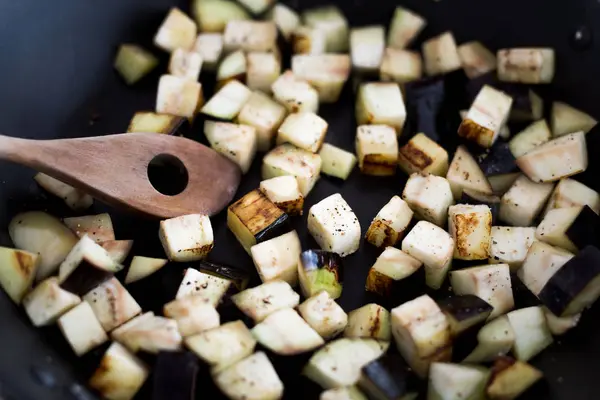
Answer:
xmin=0 ymin=133 xmax=241 ymax=218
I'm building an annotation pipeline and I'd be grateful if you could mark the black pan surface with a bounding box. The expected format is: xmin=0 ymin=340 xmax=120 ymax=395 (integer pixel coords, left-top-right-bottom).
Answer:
xmin=1 ymin=0 xmax=600 ymax=399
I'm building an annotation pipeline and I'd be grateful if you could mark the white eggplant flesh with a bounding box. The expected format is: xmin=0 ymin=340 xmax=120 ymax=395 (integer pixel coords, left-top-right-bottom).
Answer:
xmin=446 ymin=145 xmax=492 ymax=198
xmin=551 ymin=101 xmax=597 ymax=137
xmin=292 ymin=54 xmax=351 ymax=103
xmin=535 ymin=207 xmax=580 ymax=252
xmin=251 ymin=231 xmax=301 ymax=285
xmin=365 ymin=196 xmax=414 ymax=248
xmin=486 ymin=357 xmax=543 ymax=400
xmin=402 ymin=173 xmax=454 ymax=228
xmin=319 ymin=143 xmax=357 ymax=180
xmin=23 ymin=277 xmax=81 ymax=327
xmin=259 ymin=176 xmax=304 ymax=216
xmin=268 ymin=4 xmax=300 ymax=41
xmin=489 ymin=226 xmax=536 ymax=270
xmin=488 ymin=173 xmax=519 ymax=196
xmin=231 ymin=280 xmax=300 ymax=322
xmin=509 ymin=119 xmax=551 ymax=158
xmin=163 ymin=296 xmax=220 ymax=337
xmin=448 ymin=204 xmax=493 ymax=260
xmin=365 ymin=247 xmax=423 ymax=297
xmin=153 ymin=7 xmax=197 ymax=53
xmin=356 ymin=83 xmax=406 ymax=134
xmin=201 ymin=80 xmax=252 ymax=120
xmin=0 ymin=247 xmax=39 ymax=304
xmin=457 ymin=41 xmax=497 ymax=79
xmin=237 ymin=0 xmax=274 ymax=15
xmin=34 ymin=173 xmax=93 ymax=210
xmin=114 ymin=44 xmax=158 ymax=85
xmin=344 ymin=303 xmax=391 ymax=341
xmin=422 ymin=32 xmax=462 ymax=76
xmin=499 ymin=175 xmax=554 ymax=226
xmin=159 ymin=214 xmax=214 ymax=262
xmin=204 ymin=121 xmax=257 ymax=174
xmin=350 ymin=25 xmax=385 ymax=72
xmin=175 ymin=267 xmax=232 ymax=306
xmin=124 ymin=256 xmax=168 ymax=284
xmin=462 ymin=316 xmax=515 ymax=363
xmin=380 ymin=48 xmax=423 ymax=84
xmin=192 ymin=0 xmax=249 ymax=33
xmin=497 ymin=48 xmax=555 ymax=84
xmin=276 ymin=112 xmax=328 ymax=153
xmin=126 ymin=112 xmax=183 ymax=135
xmin=63 ymin=213 xmax=115 ymax=243
xmin=298 ymin=290 xmax=348 ymax=340
xmin=237 ymin=90 xmax=287 ymax=152
xmin=168 ymin=48 xmax=203 ymax=81
xmin=506 ymin=306 xmax=553 ymax=361
xmin=399 ymin=133 xmax=449 ymax=177
xmin=223 ymin=20 xmax=277 ymax=52
xmin=302 ymin=6 xmax=349 ymax=52
xmin=57 ymin=302 xmax=109 ymax=356
xmin=544 ymin=178 xmax=600 ymax=215
xmin=194 ymin=33 xmax=224 ymax=70
xmin=428 ymin=362 xmax=489 ymax=400
xmin=101 ymin=240 xmax=134 ymax=264
xmin=292 ymin=25 xmax=327 ymax=55
xmin=83 ymin=277 xmax=142 ymax=332
xmin=262 ymin=144 xmax=322 ymax=197
xmin=321 ymin=387 xmax=367 ymax=400
xmin=156 ymin=74 xmax=202 ymax=118
xmin=217 ymin=50 xmax=246 ymax=84
xmin=356 ymin=124 xmax=399 ymax=176
xmin=543 ymin=307 xmax=581 ymax=335
xmin=387 ymin=6 xmax=425 ymax=49
xmin=246 ymin=51 xmax=281 ymax=94
xmin=517 ymin=241 xmax=574 ymax=297
xmin=111 ymin=312 xmax=182 ymax=354
xmin=271 ymin=70 xmax=319 ymax=113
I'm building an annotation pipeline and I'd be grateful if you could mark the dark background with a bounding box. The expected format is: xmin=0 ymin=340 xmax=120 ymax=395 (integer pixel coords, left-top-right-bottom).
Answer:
xmin=1 ymin=0 xmax=600 ymax=399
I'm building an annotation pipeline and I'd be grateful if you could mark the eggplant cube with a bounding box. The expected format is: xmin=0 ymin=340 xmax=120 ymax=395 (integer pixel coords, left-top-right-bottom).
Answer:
xmin=499 ymin=175 xmax=554 ymax=226
xmin=350 ymin=25 xmax=385 ymax=72
xmin=224 ymin=20 xmax=277 ymax=52
xmin=450 ymin=263 xmax=513 ymax=319
xmin=251 ymin=230 xmax=302 ymax=285
xmin=391 ymin=295 xmax=452 ymax=377
xmin=463 ymin=315 xmax=515 ymax=363
xmin=551 ymin=101 xmax=598 ymax=137
xmin=428 ymin=363 xmax=489 ymax=400
xmin=277 ymin=112 xmax=328 ymax=153
xmin=217 ymin=49 xmax=246 ymax=85
xmin=380 ymin=48 xmax=423 ymax=84
xmin=111 ymin=313 xmax=182 ymax=354
xmin=292 ymin=25 xmax=328 ymax=55
xmin=359 ymin=354 xmax=417 ymax=400
xmin=268 ymin=4 xmax=300 ymax=41
xmin=246 ymin=52 xmax=281 ymax=93
xmin=365 ymin=196 xmax=414 ymax=248
xmin=259 ymin=176 xmax=304 ymax=216
xmin=517 ymin=241 xmax=574 ymax=297
xmin=34 ymin=173 xmax=93 ymax=210
xmin=23 ymin=277 xmax=81 ymax=327
xmin=388 ymin=6 xmax=425 ymax=49
xmin=438 ymin=295 xmax=493 ymax=336
xmin=486 ymin=357 xmax=542 ymax=400
xmin=422 ymin=32 xmax=462 ymax=76
xmin=100 ymin=240 xmax=134 ymax=262
xmin=506 ymin=306 xmax=553 ymax=361
xmin=159 ymin=214 xmax=213 ymax=262
xmin=168 ymin=48 xmax=203 ymax=81
xmin=355 ymin=125 xmax=399 ymax=176
xmin=302 ymin=6 xmax=349 ymax=52
xmin=163 ymin=296 xmax=220 ymax=337
xmin=321 ymin=387 xmax=367 ymax=400
xmin=344 ymin=304 xmax=391 ymax=341
xmin=252 ymin=308 xmax=325 ymax=355
xmin=356 ymin=83 xmax=406 ymax=134
xmin=192 ymin=0 xmax=250 ymax=34
xmin=458 ymin=85 xmax=513 ymax=148
xmin=565 ymin=205 xmax=600 ymax=250
xmin=204 ymin=121 xmax=257 ymax=174
xmin=535 ymin=207 xmax=580 ymax=252
xmin=125 ymin=256 xmax=168 ymax=284
xmin=231 ymin=280 xmax=300 ymax=322
xmin=201 ymin=80 xmax=252 ymax=120
xmin=185 ymin=320 xmax=256 ymax=372
xmin=319 ymin=143 xmax=357 ymax=180
xmin=488 ymin=173 xmax=520 ymax=196
xmin=237 ymin=90 xmax=287 ymax=152
xmin=446 ymin=145 xmax=492 ymax=198
xmin=298 ymin=250 xmax=344 ymax=299
xmin=516 ymin=131 xmax=588 ymax=183
xmin=402 ymin=221 xmax=455 ymax=289
xmin=543 ymin=307 xmax=581 ymax=336
xmin=509 ymin=119 xmax=551 ymax=158
xmin=308 ymin=193 xmax=361 ymax=257
xmin=292 ymin=54 xmax=351 ymax=103
xmin=545 ymin=178 xmax=600 ymax=215
xmin=0 ymin=247 xmax=39 ymax=303
xmin=298 ymin=291 xmax=348 ymax=339
xmin=366 ymin=247 xmax=422 ymax=297
xmin=489 ymin=226 xmax=536 ymax=270
xmin=156 ymin=75 xmax=202 ymax=118
xmin=402 ymin=173 xmax=454 ymax=227
xmin=154 ymin=8 xmax=197 ymax=53
xmin=58 ymin=302 xmax=108 ymax=356
xmin=126 ymin=112 xmax=184 ymax=135
xmin=458 ymin=41 xmax=497 ymax=79
xmin=271 ymin=70 xmax=319 ymax=113
xmin=63 ymin=213 xmax=115 ymax=243
xmin=114 ymin=44 xmax=158 ymax=85
xmin=304 ymin=338 xmax=389 ymax=389
xmin=175 ymin=268 xmax=232 ymax=305
xmin=262 ymin=143 xmax=322 ymax=196
xmin=193 ymin=33 xmax=223 ymax=71
xmin=398 ymin=133 xmax=449 ymax=177
xmin=89 ymin=342 xmax=148 ymax=400
xmin=227 ymin=189 xmax=290 ymax=253
xmin=497 ymin=48 xmax=555 ymax=84
xmin=83 ymin=277 xmax=142 ymax=332
xmin=214 ymin=352 xmax=283 ymax=400
xmin=448 ymin=204 xmax=492 ymax=260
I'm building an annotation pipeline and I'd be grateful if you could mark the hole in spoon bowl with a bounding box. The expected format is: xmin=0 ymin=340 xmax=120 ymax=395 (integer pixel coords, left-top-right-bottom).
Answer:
xmin=147 ymin=154 xmax=188 ymax=196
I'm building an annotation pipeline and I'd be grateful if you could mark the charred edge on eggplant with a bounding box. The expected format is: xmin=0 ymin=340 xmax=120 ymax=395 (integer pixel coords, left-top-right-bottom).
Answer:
xmin=460 ymin=189 xmax=501 ymax=224
xmin=299 ymin=250 xmax=344 ymax=299
xmin=198 ymin=261 xmax=250 ymax=292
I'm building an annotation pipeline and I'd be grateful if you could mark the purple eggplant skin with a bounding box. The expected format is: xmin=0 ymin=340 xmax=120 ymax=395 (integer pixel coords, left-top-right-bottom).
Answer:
xmin=255 ymin=213 xmax=291 ymax=245
xmin=566 ymin=206 xmax=600 ymax=250
xmin=359 ymin=353 xmax=419 ymax=400
xmin=198 ymin=260 xmax=250 ymax=292
xmin=438 ymin=294 xmax=493 ymax=335
xmin=60 ymin=260 xmax=114 ymax=296
xmin=478 ymin=140 xmax=518 ymax=176
xmin=153 ymin=351 xmax=199 ymax=400
xmin=300 ymin=249 xmax=344 ymax=283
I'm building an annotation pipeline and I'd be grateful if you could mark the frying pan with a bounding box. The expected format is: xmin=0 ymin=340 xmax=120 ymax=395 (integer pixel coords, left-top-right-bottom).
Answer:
xmin=1 ymin=0 xmax=600 ymax=399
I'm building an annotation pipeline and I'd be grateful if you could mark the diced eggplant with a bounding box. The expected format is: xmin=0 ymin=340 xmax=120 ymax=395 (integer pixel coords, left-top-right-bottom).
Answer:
xmin=168 ymin=48 xmax=203 ymax=81
xmin=458 ymin=85 xmax=513 ymax=148
xmin=308 ymin=194 xmax=361 ymax=257
xmin=545 ymin=178 xmax=600 ymax=215
xmin=124 ymin=256 xmax=168 ymax=284
xmin=428 ymin=362 xmax=488 ymax=400
xmin=446 ymin=145 xmax=492 ymax=199
xmin=159 ymin=214 xmax=214 ymax=262
xmin=565 ymin=205 xmax=600 ymax=250
xmin=516 ymin=131 xmax=588 ymax=183
xmin=262 ymin=143 xmax=322 ymax=196
xmin=34 ymin=173 xmax=93 ymax=210
xmin=156 ymin=74 xmax=202 ymax=119
xmin=251 ymin=230 xmax=301 ymax=285
xmin=252 ymin=308 xmax=325 ymax=355
xmin=192 ymin=0 xmax=249 ymax=33
xmin=517 ymin=241 xmax=574 ymax=297
xmin=57 ymin=302 xmax=108 ymax=356
xmin=499 ymin=175 xmax=554 ymax=226
xmin=365 ymin=247 xmax=422 ymax=298
xmin=356 ymin=83 xmax=406 ymax=134
xmin=114 ymin=44 xmax=158 ymax=85
xmin=391 ymin=295 xmax=452 ymax=377
xmin=398 ymin=133 xmax=449 ymax=177
xmin=217 ymin=50 xmax=247 ymax=85
xmin=152 ymin=351 xmax=198 ymax=400
xmin=163 ymin=296 xmax=220 ymax=337
xmin=0 ymin=247 xmax=39 ymax=304
xmin=63 ymin=213 xmax=115 ymax=243
xmin=489 ymin=226 xmax=536 ymax=270
xmin=304 ymin=338 xmax=389 ymax=389
xmin=319 ymin=143 xmax=357 ymax=180
xmin=488 ymin=173 xmax=519 ymax=195
xmin=58 ymin=236 xmax=122 ymax=296
xmin=101 ymin=240 xmax=133 ymax=264
xmin=506 ymin=306 xmax=553 ymax=361
xmin=508 ymin=119 xmax=551 ymax=158
xmin=460 ymin=190 xmax=501 ymax=224
xmin=344 ymin=304 xmax=391 ymax=341
xmin=83 ymin=277 xmax=141 ymax=332
xmin=458 ymin=41 xmax=497 ymax=79
xmin=462 ymin=315 xmax=515 ymax=363
xmin=247 ymin=52 xmax=281 ymax=95
xmin=127 ymin=111 xmax=185 ymax=135
xmin=486 ymin=356 xmax=542 ymax=400
xmin=509 ymin=89 xmax=543 ymax=122
xmin=111 ymin=312 xmax=182 ymax=354
xmin=201 ymin=80 xmax=252 ymax=120
xmin=236 ymin=90 xmax=287 ymax=152
xmin=259 ymin=176 xmax=304 ymax=216
xmin=185 ymin=320 xmax=256 ymax=372
xmin=321 ymin=387 xmax=368 ymax=400
xmin=298 ymin=291 xmax=348 ymax=340
xmin=292 ymin=25 xmax=327 ymax=55
xmin=204 ymin=121 xmax=257 ymax=174
xmin=497 ymin=48 xmax=555 ymax=84
xmin=551 ymin=101 xmax=597 ymax=136
xmin=214 ymin=352 xmax=283 ymax=400
xmin=365 ymin=196 xmax=414 ymax=248
xmin=292 ymin=54 xmax=351 ymax=103
xmin=194 ymin=33 xmax=224 ymax=70
xmin=175 ymin=268 xmax=232 ymax=306
xmin=89 ymin=342 xmax=148 ymax=400
xmin=460 ymin=109 xmax=511 ymax=141
xmin=267 ymin=4 xmax=300 ymax=41
xmin=298 ymin=250 xmax=343 ymax=299
xmin=271 ymin=70 xmax=319 ymax=113
xmin=438 ymin=295 xmax=493 ymax=336
xmin=350 ymin=26 xmax=386 ymax=72
xmin=538 ymin=246 xmax=600 ymax=316
xmin=231 ymin=280 xmax=299 ymax=322
xmin=478 ymin=141 xmax=518 ymax=176
xmin=450 ymin=263 xmax=513 ymax=319
xmin=387 ymin=6 xmax=425 ymax=49
xmin=448 ymin=204 xmax=492 ymax=260
xmin=223 ymin=20 xmax=277 ymax=52
xmin=198 ymin=260 xmax=250 ymax=293
xmin=359 ymin=354 xmax=417 ymax=400
xmin=543 ymin=307 xmax=581 ymax=335
xmin=227 ymin=189 xmax=290 ymax=253
xmin=276 ymin=112 xmax=328 ymax=153
xmin=535 ymin=207 xmax=580 ymax=252
xmin=402 ymin=173 xmax=454 ymax=227
xmin=379 ymin=48 xmax=423 ymax=84
xmin=23 ymin=277 xmax=81 ymax=327
xmin=355 ymin=125 xmax=398 ymax=176
xmin=302 ymin=6 xmax=349 ymax=52
xmin=402 ymin=221 xmax=455 ymax=289
xmin=422 ymin=32 xmax=462 ymax=76
xmin=154 ymin=8 xmax=197 ymax=52
xmin=236 ymin=0 xmax=273 ymax=14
